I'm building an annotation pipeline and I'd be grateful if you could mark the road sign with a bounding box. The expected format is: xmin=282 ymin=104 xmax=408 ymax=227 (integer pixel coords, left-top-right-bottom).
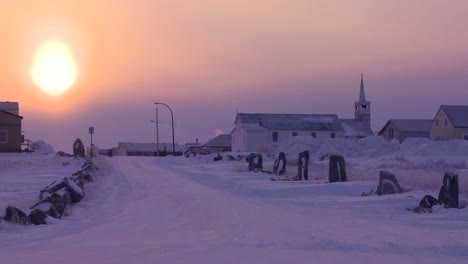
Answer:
xmin=89 ymin=127 xmax=94 ymax=134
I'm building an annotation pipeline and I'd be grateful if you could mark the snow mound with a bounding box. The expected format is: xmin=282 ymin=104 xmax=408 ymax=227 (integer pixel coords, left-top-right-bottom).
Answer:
xmin=32 ymin=140 xmax=55 ymax=154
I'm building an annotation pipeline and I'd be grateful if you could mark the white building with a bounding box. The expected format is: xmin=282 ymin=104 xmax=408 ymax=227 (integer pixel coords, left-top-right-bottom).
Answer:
xmin=231 ymin=75 xmax=373 ymax=152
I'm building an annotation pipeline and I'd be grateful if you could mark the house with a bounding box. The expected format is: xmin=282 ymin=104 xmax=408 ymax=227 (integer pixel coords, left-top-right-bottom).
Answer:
xmin=0 ymin=102 xmax=23 ymax=152
xmin=118 ymin=142 xmax=183 ymax=156
xmin=430 ymin=105 xmax=468 ymax=141
xmin=378 ymin=119 xmax=433 ymax=143
xmin=231 ymin=75 xmax=374 ymax=152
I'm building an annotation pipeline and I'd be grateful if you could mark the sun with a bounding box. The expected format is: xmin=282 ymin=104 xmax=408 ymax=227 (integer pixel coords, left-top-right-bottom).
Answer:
xmin=30 ymin=39 xmax=78 ymax=96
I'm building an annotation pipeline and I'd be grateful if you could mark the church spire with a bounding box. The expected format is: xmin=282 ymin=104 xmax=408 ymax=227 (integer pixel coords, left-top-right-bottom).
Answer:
xmin=359 ymin=73 xmax=366 ymax=102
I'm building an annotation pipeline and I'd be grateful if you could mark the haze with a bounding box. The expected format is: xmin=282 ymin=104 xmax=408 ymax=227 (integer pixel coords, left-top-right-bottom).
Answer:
xmin=1 ymin=0 xmax=468 ymax=151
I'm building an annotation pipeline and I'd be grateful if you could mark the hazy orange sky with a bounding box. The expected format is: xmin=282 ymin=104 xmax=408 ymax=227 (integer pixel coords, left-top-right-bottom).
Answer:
xmin=1 ymin=0 xmax=468 ymax=151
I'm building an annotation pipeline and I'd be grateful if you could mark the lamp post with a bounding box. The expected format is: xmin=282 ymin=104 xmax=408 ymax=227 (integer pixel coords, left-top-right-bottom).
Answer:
xmin=155 ymin=102 xmax=175 ymax=154
xmin=150 ymin=107 xmax=160 ymax=156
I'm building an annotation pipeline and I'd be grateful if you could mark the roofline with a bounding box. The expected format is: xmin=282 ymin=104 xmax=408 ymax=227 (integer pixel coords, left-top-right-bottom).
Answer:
xmin=378 ymin=119 xmax=433 ymax=135
xmin=439 ymin=105 xmax=468 ymax=128
xmin=0 ymin=110 xmax=23 ymax=119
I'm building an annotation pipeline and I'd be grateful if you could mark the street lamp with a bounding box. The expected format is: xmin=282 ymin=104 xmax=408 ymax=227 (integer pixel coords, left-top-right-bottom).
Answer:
xmin=150 ymin=107 xmax=159 ymax=156
xmin=154 ymin=102 xmax=175 ymax=154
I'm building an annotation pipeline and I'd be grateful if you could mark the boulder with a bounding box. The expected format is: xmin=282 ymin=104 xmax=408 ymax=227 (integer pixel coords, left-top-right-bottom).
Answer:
xmin=73 ymin=138 xmax=85 ymax=158
xmin=419 ymin=195 xmax=439 ymax=209
xmin=329 ymin=155 xmax=347 ymax=183
xmin=30 ymin=201 xmax=62 ymax=219
xmin=273 ymin=152 xmax=287 ymax=176
xmin=213 ymin=154 xmax=223 ymax=162
xmin=298 ymin=151 xmax=309 ymax=180
xmin=29 ymin=209 xmax=48 ymax=225
xmin=41 ymin=177 xmax=84 ymax=204
xmin=438 ymin=172 xmax=459 ymax=209
xmin=4 ymin=206 xmax=31 ymax=225
xmin=227 ymin=155 xmax=236 ymax=161
xmin=377 ymin=171 xmax=403 ymax=195
xmin=248 ymin=153 xmax=263 ymax=171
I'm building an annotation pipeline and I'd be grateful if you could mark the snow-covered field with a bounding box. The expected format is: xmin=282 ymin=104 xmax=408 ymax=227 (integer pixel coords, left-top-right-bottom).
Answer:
xmin=1 ymin=138 xmax=468 ymax=263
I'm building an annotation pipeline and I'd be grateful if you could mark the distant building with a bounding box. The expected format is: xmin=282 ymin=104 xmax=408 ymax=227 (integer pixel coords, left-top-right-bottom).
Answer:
xmin=189 ymin=134 xmax=232 ymax=154
xmin=430 ymin=105 xmax=468 ymax=141
xmin=118 ymin=142 xmax=183 ymax=156
xmin=0 ymin=102 xmax=23 ymax=152
xmin=378 ymin=119 xmax=433 ymax=143
xmin=231 ymin=75 xmax=373 ymax=152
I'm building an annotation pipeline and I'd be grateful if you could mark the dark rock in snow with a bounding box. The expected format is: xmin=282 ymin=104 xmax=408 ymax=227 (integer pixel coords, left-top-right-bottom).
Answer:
xmin=73 ymin=138 xmax=85 ymax=158
xmin=273 ymin=152 xmax=287 ymax=176
xmin=438 ymin=172 xmax=459 ymax=209
xmin=4 ymin=206 xmax=31 ymax=225
xmin=227 ymin=155 xmax=236 ymax=161
xmin=213 ymin=154 xmax=223 ymax=162
xmin=32 ymin=192 xmax=67 ymax=219
xmin=29 ymin=209 xmax=48 ymax=225
xmin=248 ymin=153 xmax=263 ymax=171
xmin=419 ymin=195 xmax=439 ymax=209
xmin=377 ymin=171 xmax=403 ymax=195
xmin=41 ymin=177 xmax=84 ymax=204
xmin=298 ymin=151 xmax=309 ymax=181
xmin=329 ymin=155 xmax=347 ymax=183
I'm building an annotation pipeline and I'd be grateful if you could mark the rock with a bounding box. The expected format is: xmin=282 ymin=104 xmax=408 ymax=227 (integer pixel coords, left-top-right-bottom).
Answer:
xmin=41 ymin=177 xmax=84 ymax=204
xmin=227 ymin=155 xmax=236 ymax=161
xmin=438 ymin=172 xmax=459 ymax=209
xmin=73 ymin=138 xmax=85 ymax=158
xmin=71 ymin=173 xmax=93 ymax=188
xmin=419 ymin=195 xmax=439 ymax=209
xmin=377 ymin=171 xmax=403 ymax=195
xmin=30 ymin=201 xmax=62 ymax=219
xmin=29 ymin=209 xmax=48 ymax=225
xmin=329 ymin=155 xmax=347 ymax=183
xmin=213 ymin=154 xmax=223 ymax=162
xmin=298 ymin=151 xmax=309 ymax=180
xmin=62 ymin=162 xmax=71 ymax=166
xmin=273 ymin=152 xmax=287 ymax=176
xmin=3 ymin=206 xmax=31 ymax=225
xmin=248 ymin=153 xmax=263 ymax=171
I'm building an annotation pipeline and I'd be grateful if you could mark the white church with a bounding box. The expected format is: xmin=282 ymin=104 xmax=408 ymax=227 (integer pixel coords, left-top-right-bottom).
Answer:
xmin=231 ymin=75 xmax=374 ymax=152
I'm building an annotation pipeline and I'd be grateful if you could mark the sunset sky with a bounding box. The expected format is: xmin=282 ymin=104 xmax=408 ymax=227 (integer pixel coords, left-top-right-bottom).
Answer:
xmin=1 ymin=0 xmax=468 ymax=151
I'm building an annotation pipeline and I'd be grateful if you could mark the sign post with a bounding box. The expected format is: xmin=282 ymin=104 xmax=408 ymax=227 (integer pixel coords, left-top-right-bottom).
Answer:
xmin=89 ymin=126 xmax=94 ymax=159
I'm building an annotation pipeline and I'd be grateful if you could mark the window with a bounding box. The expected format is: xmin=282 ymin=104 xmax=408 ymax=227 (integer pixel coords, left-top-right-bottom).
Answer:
xmin=292 ymin=132 xmax=297 ymax=137
xmin=330 ymin=132 xmax=335 ymax=138
xmin=0 ymin=129 xmax=7 ymax=143
xmin=361 ymin=104 xmax=367 ymax=109
xmin=388 ymin=128 xmax=394 ymax=139
xmin=311 ymin=132 xmax=316 ymax=138
xmin=464 ymin=135 xmax=468 ymax=140
xmin=436 ymin=119 xmax=439 ymax=126
xmin=272 ymin=132 xmax=278 ymax=142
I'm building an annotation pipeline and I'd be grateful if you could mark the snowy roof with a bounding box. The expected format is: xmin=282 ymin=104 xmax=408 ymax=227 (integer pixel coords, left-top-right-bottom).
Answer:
xmin=201 ymin=134 xmax=232 ymax=148
xmin=340 ymin=119 xmax=374 ymax=137
xmin=441 ymin=105 xmax=468 ymax=128
xmin=119 ymin=142 xmax=183 ymax=152
xmin=0 ymin=102 xmax=19 ymax=115
xmin=378 ymin=119 xmax=433 ymax=135
xmin=236 ymin=113 xmax=344 ymax=132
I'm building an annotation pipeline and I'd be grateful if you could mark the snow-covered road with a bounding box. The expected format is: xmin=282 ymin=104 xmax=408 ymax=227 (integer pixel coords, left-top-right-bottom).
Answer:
xmin=1 ymin=156 xmax=468 ymax=263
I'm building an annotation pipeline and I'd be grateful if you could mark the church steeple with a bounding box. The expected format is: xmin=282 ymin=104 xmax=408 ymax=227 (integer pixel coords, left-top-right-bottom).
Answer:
xmin=359 ymin=73 xmax=366 ymax=102
xmin=354 ymin=74 xmax=371 ymax=128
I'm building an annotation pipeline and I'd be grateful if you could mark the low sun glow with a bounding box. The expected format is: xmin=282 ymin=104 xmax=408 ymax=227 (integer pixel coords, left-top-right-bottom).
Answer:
xmin=30 ymin=39 xmax=77 ymax=96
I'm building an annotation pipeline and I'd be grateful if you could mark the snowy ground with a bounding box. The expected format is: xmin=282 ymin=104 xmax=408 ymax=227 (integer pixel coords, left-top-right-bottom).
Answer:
xmin=1 ymin=150 xmax=468 ymax=263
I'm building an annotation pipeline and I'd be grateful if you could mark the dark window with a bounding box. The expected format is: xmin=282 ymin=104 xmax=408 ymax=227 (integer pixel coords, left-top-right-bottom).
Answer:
xmin=272 ymin=132 xmax=278 ymax=142
xmin=292 ymin=132 xmax=297 ymax=137
xmin=0 ymin=130 xmax=7 ymax=143
xmin=355 ymin=105 xmax=358 ymax=110
xmin=311 ymin=132 xmax=316 ymax=138
xmin=361 ymin=104 xmax=367 ymax=109
xmin=330 ymin=132 xmax=335 ymax=138
xmin=464 ymin=135 xmax=468 ymax=140
xmin=436 ymin=119 xmax=439 ymax=126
